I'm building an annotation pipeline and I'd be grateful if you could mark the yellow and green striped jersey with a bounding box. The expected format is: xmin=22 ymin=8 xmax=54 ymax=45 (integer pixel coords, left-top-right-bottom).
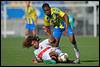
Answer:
xmin=25 ymin=5 xmax=37 ymax=24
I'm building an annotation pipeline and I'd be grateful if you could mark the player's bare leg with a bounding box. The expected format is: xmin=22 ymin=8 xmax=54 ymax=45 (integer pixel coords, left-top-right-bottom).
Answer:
xmin=54 ymin=38 xmax=60 ymax=47
xmin=25 ymin=29 xmax=29 ymax=38
xmin=68 ymin=34 xmax=80 ymax=64
xmin=32 ymin=29 xmax=37 ymax=36
xmin=42 ymin=26 xmax=61 ymax=48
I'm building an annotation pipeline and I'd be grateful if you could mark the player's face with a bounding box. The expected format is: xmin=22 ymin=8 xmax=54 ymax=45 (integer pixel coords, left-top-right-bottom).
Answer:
xmin=49 ymin=51 xmax=58 ymax=61
xmin=25 ymin=1 xmax=30 ymax=7
xmin=44 ymin=6 xmax=51 ymax=16
xmin=31 ymin=40 xmax=39 ymax=49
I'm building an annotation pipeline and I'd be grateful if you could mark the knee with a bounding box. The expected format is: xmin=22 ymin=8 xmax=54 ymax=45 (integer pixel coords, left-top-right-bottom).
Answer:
xmin=54 ymin=40 xmax=59 ymax=47
xmin=71 ymin=39 xmax=76 ymax=45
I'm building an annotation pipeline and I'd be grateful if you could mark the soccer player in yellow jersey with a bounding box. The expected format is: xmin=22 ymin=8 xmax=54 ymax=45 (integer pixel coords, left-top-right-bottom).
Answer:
xmin=22 ymin=1 xmax=37 ymax=38
xmin=42 ymin=3 xmax=80 ymax=64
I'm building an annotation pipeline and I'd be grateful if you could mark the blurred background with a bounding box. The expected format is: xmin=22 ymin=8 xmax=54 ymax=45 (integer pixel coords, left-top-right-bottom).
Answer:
xmin=1 ymin=1 xmax=99 ymax=66
xmin=1 ymin=1 xmax=99 ymax=38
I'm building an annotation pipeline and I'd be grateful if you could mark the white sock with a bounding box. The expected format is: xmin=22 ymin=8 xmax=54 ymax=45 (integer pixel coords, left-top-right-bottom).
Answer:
xmin=74 ymin=48 xmax=80 ymax=59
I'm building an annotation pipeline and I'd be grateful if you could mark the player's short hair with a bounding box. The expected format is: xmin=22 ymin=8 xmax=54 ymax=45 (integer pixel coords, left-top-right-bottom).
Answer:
xmin=23 ymin=36 xmax=40 ymax=48
xmin=42 ymin=3 xmax=50 ymax=10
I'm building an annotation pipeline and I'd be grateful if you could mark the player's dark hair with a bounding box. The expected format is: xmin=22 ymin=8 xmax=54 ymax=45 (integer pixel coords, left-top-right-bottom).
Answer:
xmin=23 ymin=35 xmax=40 ymax=48
xmin=42 ymin=3 xmax=50 ymax=10
xmin=30 ymin=35 xmax=40 ymax=41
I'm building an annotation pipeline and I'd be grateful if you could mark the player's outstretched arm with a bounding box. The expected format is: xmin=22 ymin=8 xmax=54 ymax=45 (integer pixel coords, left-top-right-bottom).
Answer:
xmin=63 ymin=14 xmax=69 ymax=36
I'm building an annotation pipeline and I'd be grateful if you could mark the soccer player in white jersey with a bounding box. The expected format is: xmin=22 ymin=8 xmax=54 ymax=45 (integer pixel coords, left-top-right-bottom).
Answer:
xmin=23 ymin=36 xmax=73 ymax=64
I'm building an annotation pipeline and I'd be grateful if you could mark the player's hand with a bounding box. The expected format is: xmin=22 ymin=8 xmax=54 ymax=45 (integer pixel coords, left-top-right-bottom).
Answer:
xmin=42 ymin=26 xmax=50 ymax=32
xmin=32 ymin=59 xmax=38 ymax=63
xmin=20 ymin=19 xmax=25 ymax=25
xmin=20 ymin=17 xmax=26 ymax=25
xmin=34 ymin=60 xmax=38 ymax=63
xmin=63 ymin=29 xmax=68 ymax=36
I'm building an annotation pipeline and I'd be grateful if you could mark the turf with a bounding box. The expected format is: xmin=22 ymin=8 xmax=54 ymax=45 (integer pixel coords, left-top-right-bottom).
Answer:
xmin=1 ymin=35 xmax=99 ymax=66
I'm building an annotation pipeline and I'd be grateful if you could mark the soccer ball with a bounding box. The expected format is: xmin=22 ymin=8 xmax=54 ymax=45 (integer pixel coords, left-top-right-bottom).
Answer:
xmin=58 ymin=53 xmax=68 ymax=62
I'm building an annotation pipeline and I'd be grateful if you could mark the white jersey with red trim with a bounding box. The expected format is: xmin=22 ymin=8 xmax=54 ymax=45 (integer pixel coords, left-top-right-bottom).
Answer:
xmin=34 ymin=39 xmax=52 ymax=60
xmin=34 ymin=39 xmax=62 ymax=60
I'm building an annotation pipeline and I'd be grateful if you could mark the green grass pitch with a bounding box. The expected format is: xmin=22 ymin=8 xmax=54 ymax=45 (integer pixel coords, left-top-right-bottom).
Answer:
xmin=1 ymin=35 xmax=99 ymax=66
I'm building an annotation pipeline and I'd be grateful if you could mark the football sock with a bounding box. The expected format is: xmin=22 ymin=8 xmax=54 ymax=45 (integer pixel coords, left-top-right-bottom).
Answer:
xmin=74 ymin=48 xmax=80 ymax=59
